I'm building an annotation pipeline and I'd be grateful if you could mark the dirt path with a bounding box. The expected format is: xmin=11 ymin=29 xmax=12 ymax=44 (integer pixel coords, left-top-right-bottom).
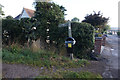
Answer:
xmin=2 ymin=59 xmax=107 ymax=78
xmin=2 ymin=63 xmax=42 ymax=78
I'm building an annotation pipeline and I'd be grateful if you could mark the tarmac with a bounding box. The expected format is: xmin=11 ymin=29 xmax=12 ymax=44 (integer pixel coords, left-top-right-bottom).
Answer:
xmin=100 ymin=34 xmax=119 ymax=78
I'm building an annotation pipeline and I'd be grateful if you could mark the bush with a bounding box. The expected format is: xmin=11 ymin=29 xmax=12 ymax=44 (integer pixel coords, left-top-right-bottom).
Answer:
xmin=117 ymin=32 xmax=120 ymax=36
xmin=72 ymin=22 xmax=95 ymax=59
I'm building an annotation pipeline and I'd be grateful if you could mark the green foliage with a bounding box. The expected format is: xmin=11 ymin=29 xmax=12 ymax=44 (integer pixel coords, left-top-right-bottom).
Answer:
xmin=117 ymin=32 xmax=120 ymax=36
xmin=2 ymin=2 xmax=66 ymax=47
xmin=2 ymin=16 xmax=38 ymax=45
xmin=72 ymin=22 xmax=95 ymax=59
xmin=6 ymin=15 xmax=13 ymax=19
xmin=61 ymin=71 xmax=102 ymax=78
xmin=71 ymin=17 xmax=79 ymax=22
xmin=35 ymin=71 xmax=102 ymax=78
xmin=101 ymin=25 xmax=110 ymax=33
xmin=34 ymin=2 xmax=67 ymax=50
xmin=2 ymin=2 xmax=95 ymax=61
xmin=2 ymin=46 xmax=89 ymax=69
xmin=2 ymin=17 xmax=22 ymax=45
xmin=19 ymin=18 xmax=38 ymax=43
xmin=8 ymin=44 xmax=22 ymax=54
xmin=34 ymin=2 xmax=65 ymax=37
xmin=82 ymin=11 xmax=109 ymax=31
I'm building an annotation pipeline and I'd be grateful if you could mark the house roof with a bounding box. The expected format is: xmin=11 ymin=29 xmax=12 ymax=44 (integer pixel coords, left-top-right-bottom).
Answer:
xmin=14 ymin=14 xmax=21 ymax=20
xmin=23 ymin=8 xmax=35 ymax=18
xmin=14 ymin=8 xmax=35 ymax=20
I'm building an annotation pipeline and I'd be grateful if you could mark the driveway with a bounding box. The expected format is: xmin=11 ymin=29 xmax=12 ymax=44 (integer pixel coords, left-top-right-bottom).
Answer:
xmin=101 ymin=34 xmax=119 ymax=78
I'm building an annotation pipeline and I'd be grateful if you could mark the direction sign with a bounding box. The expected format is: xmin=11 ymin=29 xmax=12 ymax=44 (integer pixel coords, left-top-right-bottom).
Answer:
xmin=58 ymin=22 xmax=68 ymax=27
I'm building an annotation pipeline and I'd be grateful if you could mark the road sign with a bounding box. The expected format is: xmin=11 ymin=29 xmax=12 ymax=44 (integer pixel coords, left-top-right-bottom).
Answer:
xmin=58 ymin=21 xmax=72 ymax=37
xmin=58 ymin=22 xmax=68 ymax=27
xmin=59 ymin=21 xmax=76 ymax=60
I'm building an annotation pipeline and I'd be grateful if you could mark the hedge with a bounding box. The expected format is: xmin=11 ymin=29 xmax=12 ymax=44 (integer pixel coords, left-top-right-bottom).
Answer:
xmin=71 ymin=22 xmax=95 ymax=59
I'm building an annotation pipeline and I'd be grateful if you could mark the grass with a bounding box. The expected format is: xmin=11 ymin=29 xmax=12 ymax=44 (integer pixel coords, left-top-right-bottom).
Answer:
xmin=2 ymin=44 xmax=103 ymax=79
xmin=35 ymin=70 xmax=102 ymax=79
xmin=2 ymin=44 xmax=90 ymax=69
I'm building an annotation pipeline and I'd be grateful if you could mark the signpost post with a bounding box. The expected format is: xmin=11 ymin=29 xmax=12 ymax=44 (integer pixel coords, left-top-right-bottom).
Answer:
xmin=68 ymin=20 xmax=72 ymax=37
xmin=59 ymin=20 xmax=76 ymax=60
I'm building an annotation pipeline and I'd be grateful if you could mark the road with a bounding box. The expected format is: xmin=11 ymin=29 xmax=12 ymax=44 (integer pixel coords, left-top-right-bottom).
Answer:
xmin=101 ymin=34 xmax=119 ymax=78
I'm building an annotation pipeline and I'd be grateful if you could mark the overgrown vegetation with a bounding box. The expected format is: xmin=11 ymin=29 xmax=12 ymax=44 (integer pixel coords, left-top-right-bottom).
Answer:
xmin=2 ymin=16 xmax=22 ymax=45
xmin=2 ymin=2 xmax=109 ymax=61
xmin=72 ymin=22 xmax=95 ymax=59
xmin=35 ymin=70 xmax=102 ymax=78
xmin=2 ymin=44 xmax=90 ymax=69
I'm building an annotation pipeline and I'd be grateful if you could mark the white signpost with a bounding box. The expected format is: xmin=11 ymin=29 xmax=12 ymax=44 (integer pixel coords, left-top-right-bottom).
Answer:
xmin=59 ymin=20 xmax=76 ymax=60
xmin=59 ymin=20 xmax=72 ymax=37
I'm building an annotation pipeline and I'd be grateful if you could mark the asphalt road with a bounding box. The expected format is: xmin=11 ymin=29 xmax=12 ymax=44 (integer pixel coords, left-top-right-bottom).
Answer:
xmin=101 ymin=34 xmax=119 ymax=78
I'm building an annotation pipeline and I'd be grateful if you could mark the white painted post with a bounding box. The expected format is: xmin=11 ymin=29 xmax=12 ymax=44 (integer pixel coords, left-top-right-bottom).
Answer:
xmin=68 ymin=21 xmax=74 ymax=60
xmin=68 ymin=21 xmax=72 ymax=37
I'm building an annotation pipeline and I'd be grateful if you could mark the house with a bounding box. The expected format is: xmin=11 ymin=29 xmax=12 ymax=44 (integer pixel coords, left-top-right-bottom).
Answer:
xmin=14 ymin=7 xmax=35 ymax=20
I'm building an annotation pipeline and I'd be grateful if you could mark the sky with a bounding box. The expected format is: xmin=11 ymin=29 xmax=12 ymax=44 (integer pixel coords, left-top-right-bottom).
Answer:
xmin=0 ymin=0 xmax=119 ymax=27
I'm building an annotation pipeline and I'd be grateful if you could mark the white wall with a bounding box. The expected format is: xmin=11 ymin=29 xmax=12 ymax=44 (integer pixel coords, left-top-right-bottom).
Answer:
xmin=20 ymin=9 xmax=29 ymax=18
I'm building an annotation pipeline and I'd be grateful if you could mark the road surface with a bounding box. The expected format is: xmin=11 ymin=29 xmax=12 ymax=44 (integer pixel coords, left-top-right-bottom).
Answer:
xmin=101 ymin=34 xmax=119 ymax=78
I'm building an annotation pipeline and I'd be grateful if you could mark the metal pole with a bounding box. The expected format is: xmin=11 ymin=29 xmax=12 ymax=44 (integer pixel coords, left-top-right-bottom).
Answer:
xmin=68 ymin=20 xmax=74 ymax=60
xmin=68 ymin=21 xmax=72 ymax=37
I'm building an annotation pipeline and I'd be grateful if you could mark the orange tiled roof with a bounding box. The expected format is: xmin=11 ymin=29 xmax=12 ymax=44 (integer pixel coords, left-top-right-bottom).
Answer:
xmin=23 ymin=8 xmax=35 ymax=18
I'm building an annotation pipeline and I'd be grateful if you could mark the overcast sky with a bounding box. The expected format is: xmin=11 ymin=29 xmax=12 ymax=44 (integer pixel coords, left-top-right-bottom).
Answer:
xmin=0 ymin=0 xmax=119 ymax=27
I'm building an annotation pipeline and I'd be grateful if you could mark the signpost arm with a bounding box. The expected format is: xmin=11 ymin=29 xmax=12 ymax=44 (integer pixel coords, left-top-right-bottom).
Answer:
xmin=68 ymin=20 xmax=72 ymax=37
xmin=58 ymin=20 xmax=75 ymax=60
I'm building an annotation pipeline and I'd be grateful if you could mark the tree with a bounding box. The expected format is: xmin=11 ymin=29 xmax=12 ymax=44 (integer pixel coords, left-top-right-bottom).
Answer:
xmin=71 ymin=17 xmax=79 ymax=22
xmin=82 ymin=11 xmax=109 ymax=32
xmin=101 ymin=24 xmax=110 ymax=33
xmin=2 ymin=16 xmax=22 ymax=45
xmin=18 ymin=18 xmax=39 ymax=47
xmin=6 ymin=15 xmax=13 ymax=19
xmin=2 ymin=16 xmax=38 ymax=46
xmin=34 ymin=2 xmax=66 ymax=50
xmin=72 ymin=22 xmax=95 ymax=59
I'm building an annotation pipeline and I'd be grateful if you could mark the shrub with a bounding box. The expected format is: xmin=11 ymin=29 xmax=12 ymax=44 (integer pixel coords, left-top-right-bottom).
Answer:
xmin=72 ymin=22 xmax=95 ymax=59
xmin=117 ymin=32 xmax=120 ymax=36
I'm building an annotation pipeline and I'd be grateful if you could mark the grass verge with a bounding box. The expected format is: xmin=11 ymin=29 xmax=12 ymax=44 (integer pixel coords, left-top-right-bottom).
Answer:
xmin=2 ymin=45 xmax=90 ymax=69
xmin=35 ymin=70 xmax=102 ymax=78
